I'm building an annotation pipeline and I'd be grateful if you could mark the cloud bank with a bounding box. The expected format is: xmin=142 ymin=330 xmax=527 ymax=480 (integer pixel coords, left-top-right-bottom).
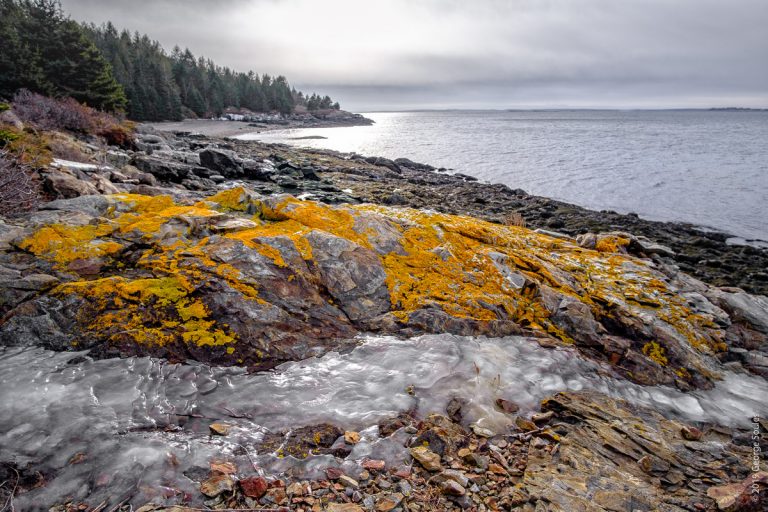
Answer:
xmin=61 ymin=0 xmax=768 ymax=110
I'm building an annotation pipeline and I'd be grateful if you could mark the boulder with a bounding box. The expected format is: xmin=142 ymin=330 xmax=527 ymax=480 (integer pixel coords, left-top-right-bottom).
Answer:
xmin=199 ymin=148 xmax=242 ymax=177
xmin=43 ymin=170 xmax=99 ymax=198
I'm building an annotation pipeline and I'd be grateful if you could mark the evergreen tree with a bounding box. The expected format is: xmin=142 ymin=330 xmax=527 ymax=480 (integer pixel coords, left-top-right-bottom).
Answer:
xmin=0 ymin=0 xmax=126 ymax=111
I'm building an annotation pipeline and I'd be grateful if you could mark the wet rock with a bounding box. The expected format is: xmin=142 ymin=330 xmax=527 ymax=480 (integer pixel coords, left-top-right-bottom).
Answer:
xmin=361 ymin=459 xmax=386 ymax=471
xmin=344 ymin=431 xmax=361 ymax=444
xmin=681 ymin=425 xmax=704 ymax=441
xmin=707 ymin=472 xmax=768 ymax=511
xmin=708 ymin=288 xmax=768 ymax=334
xmin=525 ymin=391 xmax=762 ymax=511
xmin=326 ymin=504 xmax=364 ymax=512
xmin=199 ymin=474 xmax=234 ymax=497
xmin=409 ymin=446 xmax=442 ymax=471
xmin=446 ymin=396 xmax=468 ymax=423
xmin=209 ymin=422 xmax=230 ymax=436
xmin=495 ymin=398 xmax=520 ymax=414
xmin=374 ymin=492 xmax=403 ymax=511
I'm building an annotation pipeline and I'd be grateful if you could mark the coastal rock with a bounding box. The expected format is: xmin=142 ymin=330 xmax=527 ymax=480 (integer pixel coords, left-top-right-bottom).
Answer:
xmin=409 ymin=446 xmax=442 ymax=471
xmin=523 ymin=391 xmax=764 ymax=511
xmin=199 ymin=147 xmax=243 ymax=177
xmin=0 ymin=186 xmax=755 ymax=386
xmin=42 ymin=169 xmax=100 ymax=198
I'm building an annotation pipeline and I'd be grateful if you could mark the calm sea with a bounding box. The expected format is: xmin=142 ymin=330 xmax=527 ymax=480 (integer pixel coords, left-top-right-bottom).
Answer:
xmin=237 ymin=110 xmax=768 ymax=241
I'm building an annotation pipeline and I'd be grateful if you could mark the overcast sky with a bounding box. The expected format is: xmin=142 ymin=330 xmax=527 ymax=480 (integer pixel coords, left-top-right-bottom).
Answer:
xmin=60 ymin=0 xmax=768 ymax=111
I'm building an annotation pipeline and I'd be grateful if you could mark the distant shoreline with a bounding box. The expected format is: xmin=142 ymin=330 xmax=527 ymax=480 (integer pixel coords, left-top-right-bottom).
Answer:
xmin=149 ymin=114 xmax=373 ymax=138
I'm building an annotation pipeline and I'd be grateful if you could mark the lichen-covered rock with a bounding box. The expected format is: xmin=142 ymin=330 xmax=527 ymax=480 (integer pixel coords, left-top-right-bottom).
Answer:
xmin=1 ymin=186 xmax=765 ymax=385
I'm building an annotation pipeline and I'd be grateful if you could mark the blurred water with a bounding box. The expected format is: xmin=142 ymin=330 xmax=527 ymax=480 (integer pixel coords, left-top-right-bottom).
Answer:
xmin=2 ymin=334 xmax=767 ymax=508
xmin=238 ymin=110 xmax=768 ymax=241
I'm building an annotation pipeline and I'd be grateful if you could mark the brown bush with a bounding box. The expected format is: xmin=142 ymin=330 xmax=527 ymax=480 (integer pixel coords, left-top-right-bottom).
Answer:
xmin=501 ymin=212 xmax=527 ymax=228
xmin=0 ymin=150 xmax=40 ymax=216
xmin=12 ymin=89 xmax=95 ymax=133
xmin=12 ymin=90 xmax=135 ymax=148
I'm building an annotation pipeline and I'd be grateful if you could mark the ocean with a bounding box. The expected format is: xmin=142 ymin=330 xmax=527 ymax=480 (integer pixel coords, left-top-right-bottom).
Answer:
xmin=237 ymin=110 xmax=768 ymax=242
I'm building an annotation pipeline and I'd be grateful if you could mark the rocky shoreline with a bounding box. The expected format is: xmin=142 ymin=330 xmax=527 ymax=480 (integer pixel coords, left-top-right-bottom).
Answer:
xmin=149 ymin=111 xmax=375 ymax=139
xmin=1 ymin=125 xmax=767 ymax=511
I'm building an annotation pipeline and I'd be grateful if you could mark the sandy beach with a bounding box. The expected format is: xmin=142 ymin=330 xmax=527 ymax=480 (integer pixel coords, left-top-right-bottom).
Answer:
xmin=148 ymin=119 xmax=263 ymax=138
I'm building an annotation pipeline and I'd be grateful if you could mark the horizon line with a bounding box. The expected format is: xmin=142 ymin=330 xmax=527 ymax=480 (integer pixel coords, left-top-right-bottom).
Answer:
xmin=354 ymin=107 xmax=768 ymax=113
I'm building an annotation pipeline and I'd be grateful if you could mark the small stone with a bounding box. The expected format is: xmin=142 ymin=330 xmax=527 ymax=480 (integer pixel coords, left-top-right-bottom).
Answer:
xmin=398 ymin=480 xmax=412 ymax=496
xmin=394 ymin=465 xmax=412 ymax=479
xmin=439 ymin=469 xmax=470 ymax=487
xmin=362 ymin=458 xmax=386 ymax=471
xmin=514 ymin=417 xmax=537 ymax=432
xmin=409 ymin=446 xmax=443 ymax=471
xmin=344 ymin=430 xmax=361 ymax=444
xmin=209 ymin=460 xmax=237 ymax=474
xmin=531 ymin=437 xmax=548 ymax=449
xmin=488 ymin=463 xmax=507 ymax=475
xmin=375 ymin=492 xmax=404 ymax=511
xmin=200 ymin=474 xmax=234 ymax=497
xmin=240 ymin=476 xmax=269 ymax=498
xmin=495 ymin=398 xmax=519 ymax=414
xmin=681 ymin=425 xmax=703 ymax=441
xmin=286 ymin=481 xmax=305 ymax=496
xmin=326 ymin=503 xmax=364 ymax=512
xmin=446 ymin=396 xmax=468 ymax=422
xmin=470 ymin=424 xmax=495 ymax=438
xmin=209 ymin=422 xmax=231 ymax=436
xmin=531 ymin=411 xmax=554 ymax=424
xmin=325 ymin=467 xmax=344 ymax=480
xmin=492 ymin=439 xmax=508 ymax=449
xmin=440 ymin=479 xmax=466 ymax=496
xmin=339 ymin=475 xmax=359 ymax=488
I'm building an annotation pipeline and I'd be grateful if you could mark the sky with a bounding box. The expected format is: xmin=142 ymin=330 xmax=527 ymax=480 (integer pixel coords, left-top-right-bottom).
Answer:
xmin=60 ymin=0 xmax=768 ymax=111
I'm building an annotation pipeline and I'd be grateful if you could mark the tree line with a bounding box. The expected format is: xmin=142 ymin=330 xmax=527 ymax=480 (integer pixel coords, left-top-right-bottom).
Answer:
xmin=0 ymin=0 xmax=341 ymax=120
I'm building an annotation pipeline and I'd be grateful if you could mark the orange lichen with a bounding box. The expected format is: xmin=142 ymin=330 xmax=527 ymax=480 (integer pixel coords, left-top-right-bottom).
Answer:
xmin=202 ymin=187 xmax=253 ymax=212
xmin=595 ymin=235 xmax=630 ymax=253
xmin=19 ymin=223 xmax=121 ymax=267
xmin=22 ymin=188 xmax=723 ymax=363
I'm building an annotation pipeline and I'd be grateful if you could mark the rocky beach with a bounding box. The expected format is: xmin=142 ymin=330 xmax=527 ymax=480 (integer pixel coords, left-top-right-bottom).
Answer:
xmin=1 ymin=123 xmax=767 ymax=511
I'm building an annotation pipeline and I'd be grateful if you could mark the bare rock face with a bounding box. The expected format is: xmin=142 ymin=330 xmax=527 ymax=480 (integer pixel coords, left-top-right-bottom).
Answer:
xmin=304 ymin=230 xmax=389 ymax=321
xmin=199 ymin=147 xmax=243 ymax=177
xmin=1 ymin=186 xmax=767 ymax=386
xmin=523 ymin=391 xmax=765 ymax=511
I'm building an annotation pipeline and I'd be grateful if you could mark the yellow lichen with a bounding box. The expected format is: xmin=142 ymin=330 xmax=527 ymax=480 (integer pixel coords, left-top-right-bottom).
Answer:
xmin=55 ymin=275 xmax=236 ymax=350
xmin=642 ymin=341 xmax=669 ymax=366
xmin=595 ymin=235 xmax=630 ymax=253
xmin=202 ymin=187 xmax=252 ymax=212
xmin=21 ymin=189 xmax=723 ymax=364
xmin=19 ymin=223 xmax=121 ymax=267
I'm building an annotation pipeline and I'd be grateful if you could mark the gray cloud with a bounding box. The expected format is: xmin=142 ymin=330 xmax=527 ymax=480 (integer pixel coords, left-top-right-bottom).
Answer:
xmin=60 ymin=0 xmax=768 ymax=110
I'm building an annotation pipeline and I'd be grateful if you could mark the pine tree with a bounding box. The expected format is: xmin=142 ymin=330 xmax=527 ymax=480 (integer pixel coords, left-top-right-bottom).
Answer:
xmin=0 ymin=0 xmax=126 ymax=111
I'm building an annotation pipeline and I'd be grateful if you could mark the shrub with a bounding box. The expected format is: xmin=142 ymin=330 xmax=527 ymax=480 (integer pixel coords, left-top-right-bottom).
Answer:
xmin=502 ymin=212 xmax=527 ymax=228
xmin=11 ymin=90 xmax=135 ymax=148
xmin=12 ymin=89 xmax=95 ymax=133
xmin=0 ymin=149 xmax=40 ymax=216
xmin=0 ymin=128 xmax=21 ymax=147
xmin=0 ymin=125 xmax=52 ymax=166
